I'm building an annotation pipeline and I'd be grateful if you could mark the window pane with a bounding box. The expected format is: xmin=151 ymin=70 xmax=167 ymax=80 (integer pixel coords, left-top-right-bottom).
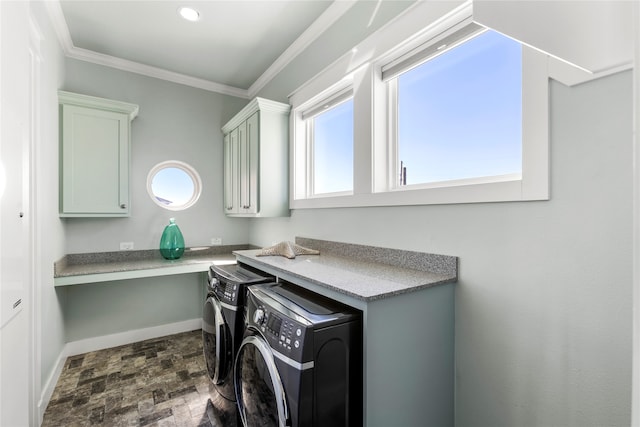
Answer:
xmin=313 ymin=99 xmax=353 ymax=194
xmin=397 ymin=30 xmax=522 ymax=185
xmin=151 ymin=167 xmax=195 ymax=206
xmin=147 ymin=161 xmax=202 ymax=211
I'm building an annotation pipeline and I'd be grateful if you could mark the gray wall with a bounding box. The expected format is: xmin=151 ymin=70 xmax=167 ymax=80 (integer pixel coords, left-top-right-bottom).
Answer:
xmin=63 ymin=274 xmax=203 ymax=342
xmin=248 ymin=4 xmax=634 ymax=423
xmin=60 ymin=60 xmax=249 ymax=341
xmin=55 ymin=1 xmax=416 ymax=344
xmin=30 ymin=0 xmax=68 ymax=406
xmin=60 ymin=1 xmax=416 ymax=254
xmin=51 ymin=2 xmax=633 ymax=425
xmin=63 ymin=59 xmax=249 ymax=253
xmin=251 ymin=71 xmax=633 ymax=426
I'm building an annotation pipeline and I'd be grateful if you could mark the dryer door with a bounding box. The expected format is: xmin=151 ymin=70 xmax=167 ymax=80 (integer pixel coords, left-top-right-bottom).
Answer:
xmin=235 ymin=334 xmax=289 ymax=427
xmin=202 ymin=296 xmax=232 ymax=384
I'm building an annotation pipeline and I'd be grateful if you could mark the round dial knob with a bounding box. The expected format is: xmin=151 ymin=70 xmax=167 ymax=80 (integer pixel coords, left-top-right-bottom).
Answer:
xmin=253 ymin=309 xmax=265 ymax=325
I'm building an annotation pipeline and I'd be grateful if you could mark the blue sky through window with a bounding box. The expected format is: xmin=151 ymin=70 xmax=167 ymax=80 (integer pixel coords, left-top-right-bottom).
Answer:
xmin=313 ymin=99 xmax=354 ymax=194
xmin=151 ymin=167 xmax=194 ymax=205
xmin=398 ymin=30 xmax=522 ymax=185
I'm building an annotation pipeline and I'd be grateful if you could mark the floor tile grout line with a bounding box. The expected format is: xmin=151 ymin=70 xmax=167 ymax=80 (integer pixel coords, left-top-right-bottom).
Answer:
xmin=42 ymin=329 xmax=220 ymax=427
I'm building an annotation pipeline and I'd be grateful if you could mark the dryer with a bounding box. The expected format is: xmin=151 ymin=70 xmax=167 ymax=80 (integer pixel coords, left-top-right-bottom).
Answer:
xmin=203 ymin=264 xmax=273 ymax=403
xmin=234 ymin=282 xmax=362 ymax=427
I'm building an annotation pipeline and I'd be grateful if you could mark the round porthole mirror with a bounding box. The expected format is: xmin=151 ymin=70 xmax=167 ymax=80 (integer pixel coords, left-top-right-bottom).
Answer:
xmin=147 ymin=161 xmax=202 ymax=211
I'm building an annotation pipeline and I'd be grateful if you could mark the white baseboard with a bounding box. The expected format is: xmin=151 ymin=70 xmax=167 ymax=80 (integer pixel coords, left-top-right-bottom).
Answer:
xmin=38 ymin=351 xmax=67 ymax=425
xmin=63 ymin=318 xmax=202 ymax=356
xmin=38 ymin=318 xmax=202 ymax=422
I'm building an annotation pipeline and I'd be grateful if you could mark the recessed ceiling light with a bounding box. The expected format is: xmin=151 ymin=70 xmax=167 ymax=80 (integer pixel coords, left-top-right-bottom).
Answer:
xmin=178 ymin=6 xmax=200 ymax=22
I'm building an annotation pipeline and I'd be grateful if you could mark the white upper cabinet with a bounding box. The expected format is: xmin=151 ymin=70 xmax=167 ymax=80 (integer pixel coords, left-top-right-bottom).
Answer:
xmin=58 ymin=91 xmax=138 ymax=217
xmin=222 ymin=97 xmax=290 ymax=217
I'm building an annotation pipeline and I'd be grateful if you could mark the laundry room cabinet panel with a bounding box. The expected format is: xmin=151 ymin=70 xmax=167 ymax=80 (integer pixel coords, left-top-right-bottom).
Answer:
xmin=223 ymin=129 xmax=240 ymax=214
xmin=58 ymin=91 xmax=138 ymax=217
xmin=222 ymin=97 xmax=290 ymax=217
xmin=238 ymin=112 xmax=259 ymax=215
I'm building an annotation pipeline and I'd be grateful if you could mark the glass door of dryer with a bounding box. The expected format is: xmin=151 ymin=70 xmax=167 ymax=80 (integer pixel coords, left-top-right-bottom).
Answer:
xmin=202 ymin=295 xmax=233 ymax=385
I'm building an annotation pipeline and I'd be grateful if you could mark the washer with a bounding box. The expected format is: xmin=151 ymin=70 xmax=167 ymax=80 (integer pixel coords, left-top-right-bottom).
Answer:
xmin=202 ymin=264 xmax=273 ymax=404
xmin=234 ymin=282 xmax=362 ymax=427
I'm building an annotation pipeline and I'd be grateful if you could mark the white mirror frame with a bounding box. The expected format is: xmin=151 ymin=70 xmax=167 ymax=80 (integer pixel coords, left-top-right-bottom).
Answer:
xmin=146 ymin=160 xmax=202 ymax=211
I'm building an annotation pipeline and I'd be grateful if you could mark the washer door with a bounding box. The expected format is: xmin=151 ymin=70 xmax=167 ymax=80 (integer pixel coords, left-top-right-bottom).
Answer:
xmin=202 ymin=296 xmax=232 ymax=384
xmin=235 ymin=334 xmax=289 ymax=427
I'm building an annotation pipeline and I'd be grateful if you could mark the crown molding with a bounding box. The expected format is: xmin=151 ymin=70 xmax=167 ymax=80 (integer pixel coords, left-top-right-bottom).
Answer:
xmin=58 ymin=90 xmax=140 ymax=120
xmin=247 ymin=0 xmax=357 ymax=99
xmin=45 ymin=0 xmax=354 ymax=100
xmin=66 ymin=46 xmax=250 ymax=99
xmin=44 ymin=0 xmax=248 ymax=98
xmin=44 ymin=0 xmax=74 ymax=52
xmin=221 ymin=97 xmax=290 ymax=133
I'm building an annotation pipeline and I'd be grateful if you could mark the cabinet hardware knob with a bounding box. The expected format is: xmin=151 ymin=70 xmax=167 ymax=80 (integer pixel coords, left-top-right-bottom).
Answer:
xmin=120 ymin=204 xmax=127 ymax=209
xmin=19 ymin=212 xmax=24 ymax=218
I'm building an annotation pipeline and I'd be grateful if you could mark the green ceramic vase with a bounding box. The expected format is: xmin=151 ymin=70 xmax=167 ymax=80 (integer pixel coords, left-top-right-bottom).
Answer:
xmin=159 ymin=218 xmax=185 ymax=260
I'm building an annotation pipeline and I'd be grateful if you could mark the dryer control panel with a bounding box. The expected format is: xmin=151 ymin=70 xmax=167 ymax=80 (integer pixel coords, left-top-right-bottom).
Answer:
xmin=209 ymin=264 xmax=273 ymax=306
xmin=214 ymin=280 xmax=240 ymax=305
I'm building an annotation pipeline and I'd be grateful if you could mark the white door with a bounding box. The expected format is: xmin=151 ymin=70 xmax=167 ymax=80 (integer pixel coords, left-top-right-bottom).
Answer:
xmin=0 ymin=1 xmax=32 ymax=425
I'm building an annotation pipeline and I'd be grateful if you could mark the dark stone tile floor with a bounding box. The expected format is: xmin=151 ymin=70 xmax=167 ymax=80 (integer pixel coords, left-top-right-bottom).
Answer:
xmin=42 ymin=330 xmax=227 ymax=427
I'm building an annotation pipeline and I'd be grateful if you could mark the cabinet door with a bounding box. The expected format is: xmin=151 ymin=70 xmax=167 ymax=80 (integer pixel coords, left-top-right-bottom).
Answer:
xmin=223 ymin=129 xmax=239 ymax=214
xmin=61 ymin=104 xmax=129 ymax=215
xmin=238 ymin=112 xmax=259 ymax=214
xmin=221 ymin=97 xmax=289 ymax=218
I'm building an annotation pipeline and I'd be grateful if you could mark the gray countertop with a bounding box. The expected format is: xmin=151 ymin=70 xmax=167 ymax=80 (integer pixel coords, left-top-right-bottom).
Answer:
xmin=234 ymin=237 xmax=458 ymax=302
xmin=53 ymin=238 xmax=458 ymax=298
xmin=53 ymin=245 xmax=248 ymax=286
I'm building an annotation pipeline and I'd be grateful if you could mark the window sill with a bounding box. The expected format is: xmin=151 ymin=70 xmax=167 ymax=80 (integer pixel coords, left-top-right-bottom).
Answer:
xmin=290 ymin=178 xmax=548 ymax=209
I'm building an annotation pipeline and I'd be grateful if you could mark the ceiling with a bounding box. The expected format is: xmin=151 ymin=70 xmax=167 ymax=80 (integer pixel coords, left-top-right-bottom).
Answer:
xmin=50 ymin=1 xmax=355 ymax=98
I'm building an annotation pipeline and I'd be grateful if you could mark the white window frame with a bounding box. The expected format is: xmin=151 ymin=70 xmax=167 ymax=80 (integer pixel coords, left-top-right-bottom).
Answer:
xmin=146 ymin=160 xmax=203 ymax=211
xmin=289 ymin=1 xmax=549 ymax=210
xmin=293 ymin=84 xmax=355 ymax=200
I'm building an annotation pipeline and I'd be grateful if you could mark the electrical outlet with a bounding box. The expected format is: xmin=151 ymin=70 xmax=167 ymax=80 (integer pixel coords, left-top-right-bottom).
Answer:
xmin=120 ymin=242 xmax=134 ymax=250
xmin=210 ymin=237 xmax=222 ymax=246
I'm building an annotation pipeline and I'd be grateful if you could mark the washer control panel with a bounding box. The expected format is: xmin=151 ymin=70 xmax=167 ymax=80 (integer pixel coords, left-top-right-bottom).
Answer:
xmin=252 ymin=305 xmax=306 ymax=362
